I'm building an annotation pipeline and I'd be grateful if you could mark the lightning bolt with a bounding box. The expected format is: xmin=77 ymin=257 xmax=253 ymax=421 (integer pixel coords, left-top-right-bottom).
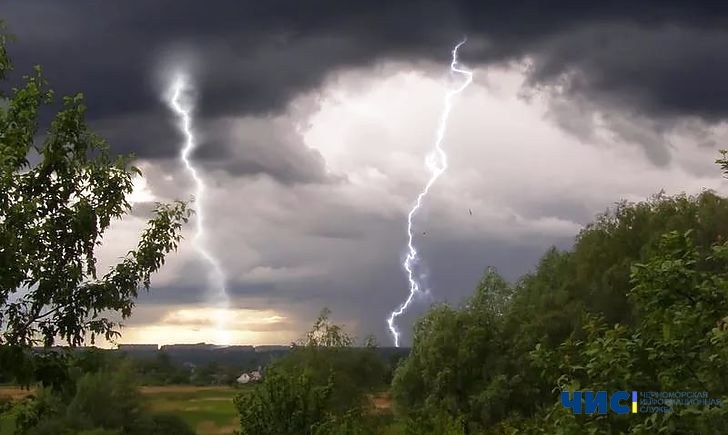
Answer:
xmin=166 ymin=72 xmax=232 ymax=345
xmin=386 ymin=38 xmax=473 ymax=347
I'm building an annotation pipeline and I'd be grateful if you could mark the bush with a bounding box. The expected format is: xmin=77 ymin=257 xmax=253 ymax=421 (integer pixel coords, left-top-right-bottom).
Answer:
xmin=14 ymin=365 xmax=195 ymax=434
xmin=235 ymin=369 xmax=333 ymax=435
xmin=235 ymin=309 xmax=389 ymax=434
xmin=148 ymin=412 xmax=196 ymax=435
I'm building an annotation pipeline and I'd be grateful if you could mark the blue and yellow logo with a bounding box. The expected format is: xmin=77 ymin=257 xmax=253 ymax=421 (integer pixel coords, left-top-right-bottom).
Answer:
xmin=561 ymin=390 xmax=720 ymax=414
xmin=560 ymin=391 xmax=637 ymax=414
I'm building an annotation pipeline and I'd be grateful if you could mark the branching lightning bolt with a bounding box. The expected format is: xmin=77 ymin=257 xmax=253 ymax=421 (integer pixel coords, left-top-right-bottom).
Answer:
xmin=167 ymin=73 xmax=232 ymax=345
xmin=386 ymin=38 xmax=473 ymax=347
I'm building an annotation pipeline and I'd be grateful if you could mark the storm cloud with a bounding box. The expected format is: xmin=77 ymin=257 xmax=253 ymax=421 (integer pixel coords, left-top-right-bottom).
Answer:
xmin=3 ymin=1 xmax=728 ymax=345
xmin=4 ymin=1 xmax=728 ymax=159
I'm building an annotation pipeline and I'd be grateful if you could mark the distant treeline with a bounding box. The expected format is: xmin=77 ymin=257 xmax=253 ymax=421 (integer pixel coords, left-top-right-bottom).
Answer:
xmin=7 ymin=345 xmax=410 ymax=388
xmin=27 ymin=344 xmax=409 ymax=367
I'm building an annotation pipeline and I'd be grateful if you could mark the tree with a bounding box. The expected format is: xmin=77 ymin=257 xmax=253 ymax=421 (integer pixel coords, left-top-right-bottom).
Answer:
xmin=235 ymin=309 xmax=388 ymax=434
xmin=392 ymin=153 xmax=728 ymax=433
xmin=235 ymin=369 xmax=334 ymax=435
xmin=391 ymin=269 xmax=512 ymax=432
xmin=0 ymin=25 xmax=190 ymax=356
xmin=498 ymin=189 xmax=728 ymax=421
xmin=527 ymin=229 xmax=728 ymax=433
xmin=282 ymin=308 xmax=387 ymax=414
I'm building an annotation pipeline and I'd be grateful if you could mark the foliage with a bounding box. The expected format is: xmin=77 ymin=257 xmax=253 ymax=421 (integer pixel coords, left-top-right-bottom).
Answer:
xmin=0 ymin=24 xmax=190 ymax=355
xmin=279 ymin=309 xmax=387 ymax=413
xmin=527 ymin=229 xmax=728 ymax=433
xmin=5 ymin=17 xmax=728 ymax=434
xmin=300 ymin=307 xmax=355 ymax=348
xmin=391 ymin=269 xmax=512 ymax=431
xmin=235 ymin=369 xmax=333 ymax=435
xmin=12 ymin=365 xmax=195 ymax=434
xmin=12 ymin=388 xmax=65 ymax=435
xmin=141 ymin=386 xmax=238 ymax=434
xmin=65 ymin=367 xmax=146 ymax=431
xmin=147 ymin=412 xmax=196 ymax=435
xmin=312 ymin=407 xmax=384 ymax=435
xmin=133 ymin=352 xmax=192 ymax=385
xmin=392 ymin=157 xmax=728 ymax=433
xmin=235 ymin=309 xmax=389 ymax=434
xmin=0 ymin=25 xmax=192 ymax=432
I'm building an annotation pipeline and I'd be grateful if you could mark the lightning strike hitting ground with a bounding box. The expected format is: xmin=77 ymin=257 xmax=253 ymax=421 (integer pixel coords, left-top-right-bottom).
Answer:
xmin=167 ymin=73 xmax=232 ymax=345
xmin=387 ymin=39 xmax=473 ymax=347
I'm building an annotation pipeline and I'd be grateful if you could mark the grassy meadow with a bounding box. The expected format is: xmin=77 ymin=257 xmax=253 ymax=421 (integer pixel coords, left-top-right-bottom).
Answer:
xmin=141 ymin=386 xmax=241 ymax=435
xmin=1 ymin=384 xmax=398 ymax=435
xmin=0 ymin=385 xmax=242 ymax=435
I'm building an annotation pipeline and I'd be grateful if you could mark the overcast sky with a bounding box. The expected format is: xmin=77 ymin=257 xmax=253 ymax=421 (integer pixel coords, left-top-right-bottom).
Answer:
xmin=3 ymin=1 xmax=728 ymax=347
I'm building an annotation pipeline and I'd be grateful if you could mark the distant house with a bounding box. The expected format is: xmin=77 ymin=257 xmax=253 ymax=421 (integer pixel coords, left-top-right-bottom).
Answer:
xmin=236 ymin=368 xmax=263 ymax=384
xmin=236 ymin=373 xmax=251 ymax=384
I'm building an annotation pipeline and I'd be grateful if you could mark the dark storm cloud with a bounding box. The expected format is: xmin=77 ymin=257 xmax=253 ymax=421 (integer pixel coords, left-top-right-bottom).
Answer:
xmin=4 ymin=0 xmax=728 ymax=167
xmin=527 ymin=24 xmax=728 ymax=122
xmin=92 ymin=111 xmax=179 ymax=159
xmin=1 ymin=0 xmax=463 ymax=125
xmin=197 ymin=117 xmax=330 ymax=183
xmin=6 ymin=0 xmax=728 ymax=346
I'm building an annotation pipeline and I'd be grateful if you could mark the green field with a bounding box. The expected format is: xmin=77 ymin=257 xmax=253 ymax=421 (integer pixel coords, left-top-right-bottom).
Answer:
xmin=1 ymin=385 xmax=397 ymax=434
xmin=142 ymin=387 xmax=399 ymax=435
xmin=0 ymin=385 xmax=243 ymax=435
xmin=142 ymin=386 xmax=241 ymax=435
